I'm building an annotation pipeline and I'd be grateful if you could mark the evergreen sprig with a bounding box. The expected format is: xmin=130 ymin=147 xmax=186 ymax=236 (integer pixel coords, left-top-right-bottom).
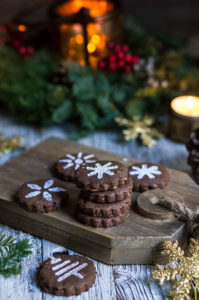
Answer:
xmin=0 ymin=234 xmax=16 ymax=258
xmin=0 ymin=17 xmax=199 ymax=137
xmin=0 ymin=233 xmax=32 ymax=278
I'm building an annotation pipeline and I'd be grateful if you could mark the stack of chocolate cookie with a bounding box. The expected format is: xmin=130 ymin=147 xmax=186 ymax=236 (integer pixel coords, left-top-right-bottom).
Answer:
xmin=74 ymin=160 xmax=133 ymax=228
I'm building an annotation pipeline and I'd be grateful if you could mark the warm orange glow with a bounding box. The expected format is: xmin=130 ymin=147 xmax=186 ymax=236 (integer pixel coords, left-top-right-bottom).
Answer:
xmin=57 ymin=0 xmax=114 ymax=17
xmin=68 ymin=49 xmax=76 ymax=56
xmin=18 ymin=24 xmax=27 ymax=32
xmin=58 ymin=0 xmax=116 ymax=68
xmin=171 ymin=96 xmax=199 ymax=117
xmin=69 ymin=37 xmax=76 ymax=45
xmin=76 ymin=34 xmax=84 ymax=44
xmin=100 ymin=33 xmax=107 ymax=40
xmin=61 ymin=24 xmax=69 ymax=30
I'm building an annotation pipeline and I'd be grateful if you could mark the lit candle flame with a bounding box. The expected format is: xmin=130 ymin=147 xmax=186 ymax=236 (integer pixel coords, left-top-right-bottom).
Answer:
xmin=187 ymin=96 xmax=195 ymax=109
xmin=171 ymin=96 xmax=199 ymax=117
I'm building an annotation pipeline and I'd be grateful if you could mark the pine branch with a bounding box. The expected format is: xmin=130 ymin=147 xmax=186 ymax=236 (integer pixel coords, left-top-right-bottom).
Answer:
xmin=0 ymin=233 xmax=32 ymax=278
xmin=0 ymin=233 xmax=16 ymax=258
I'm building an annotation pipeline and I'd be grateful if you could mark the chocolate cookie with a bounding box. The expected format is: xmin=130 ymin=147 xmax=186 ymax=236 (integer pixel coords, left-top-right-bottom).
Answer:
xmin=37 ymin=253 xmax=96 ymax=296
xmin=128 ymin=162 xmax=169 ymax=192
xmin=77 ymin=194 xmax=131 ymax=218
xmin=80 ymin=179 xmax=133 ymax=203
xmin=75 ymin=209 xmax=129 ymax=228
xmin=16 ymin=179 xmax=68 ymax=213
xmin=55 ymin=152 xmax=98 ymax=182
xmin=75 ymin=160 xmax=128 ymax=192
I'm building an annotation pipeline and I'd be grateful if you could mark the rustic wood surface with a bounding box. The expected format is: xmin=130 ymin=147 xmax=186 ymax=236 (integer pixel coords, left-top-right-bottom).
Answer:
xmin=0 ymin=113 xmax=192 ymax=299
xmin=0 ymin=136 xmax=198 ymax=265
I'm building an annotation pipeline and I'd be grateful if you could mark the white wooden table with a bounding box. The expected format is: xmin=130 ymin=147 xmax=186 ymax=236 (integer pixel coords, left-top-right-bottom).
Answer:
xmin=0 ymin=113 xmax=190 ymax=300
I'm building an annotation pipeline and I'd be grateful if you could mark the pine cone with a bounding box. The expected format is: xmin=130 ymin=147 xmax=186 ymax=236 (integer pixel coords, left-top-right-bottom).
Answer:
xmin=187 ymin=127 xmax=199 ymax=167
xmin=192 ymin=166 xmax=199 ymax=185
xmin=186 ymin=127 xmax=199 ymax=185
xmin=188 ymin=149 xmax=199 ymax=166
xmin=186 ymin=127 xmax=199 ymax=152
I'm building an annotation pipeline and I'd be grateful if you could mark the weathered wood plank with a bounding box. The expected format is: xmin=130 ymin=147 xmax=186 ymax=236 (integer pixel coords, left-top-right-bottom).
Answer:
xmin=113 ymin=265 xmax=166 ymax=300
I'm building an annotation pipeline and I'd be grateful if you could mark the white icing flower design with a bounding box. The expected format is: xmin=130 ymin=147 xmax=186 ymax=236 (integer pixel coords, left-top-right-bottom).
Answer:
xmin=87 ymin=162 xmax=118 ymax=179
xmin=25 ymin=179 xmax=66 ymax=201
xmin=59 ymin=152 xmax=96 ymax=170
xmin=129 ymin=164 xmax=162 ymax=179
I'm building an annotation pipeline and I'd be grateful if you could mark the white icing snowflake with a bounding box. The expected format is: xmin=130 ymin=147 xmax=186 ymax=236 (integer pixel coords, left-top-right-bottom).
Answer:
xmin=59 ymin=152 xmax=96 ymax=170
xmin=87 ymin=162 xmax=118 ymax=179
xmin=129 ymin=164 xmax=162 ymax=179
xmin=25 ymin=179 xmax=66 ymax=201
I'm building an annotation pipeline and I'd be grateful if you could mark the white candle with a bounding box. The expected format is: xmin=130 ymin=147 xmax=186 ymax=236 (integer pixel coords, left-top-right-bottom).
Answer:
xmin=171 ymin=96 xmax=199 ymax=118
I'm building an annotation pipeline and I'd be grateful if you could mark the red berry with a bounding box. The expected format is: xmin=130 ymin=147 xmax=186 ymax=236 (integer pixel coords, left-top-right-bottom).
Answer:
xmin=115 ymin=45 xmax=121 ymax=52
xmin=98 ymin=59 xmax=106 ymax=70
xmin=125 ymin=53 xmax=132 ymax=63
xmin=107 ymin=41 xmax=115 ymax=50
xmin=27 ymin=46 xmax=34 ymax=55
xmin=132 ymin=56 xmax=139 ymax=64
xmin=124 ymin=65 xmax=132 ymax=73
xmin=109 ymin=62 xmax=117 ymax=71
xmin=19 ymin=46 xmax=26 ymax=54
xmin=121 ymin=44 xmax=129 ymax=52
xmin=109 ymin=54 xmax=117 ymax=62
xmin=117 ymin=51 xmax=125 ymax=60
xmin=118 ymin=60 xmax=125 ymax=68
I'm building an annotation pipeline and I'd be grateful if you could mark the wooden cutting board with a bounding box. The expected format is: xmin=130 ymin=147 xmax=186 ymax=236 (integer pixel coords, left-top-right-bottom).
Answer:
xmin=0 ymin=137 xmax=198 ymax=265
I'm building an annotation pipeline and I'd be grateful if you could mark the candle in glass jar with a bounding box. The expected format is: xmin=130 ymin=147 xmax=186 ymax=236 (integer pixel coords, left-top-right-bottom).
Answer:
xmin=171 ymin=96 xmax=199 ymax=118
xmin=169 ymin=95 xmax=199 ymax=142
xmin=50 ymin=0 xmax=122 ymax=68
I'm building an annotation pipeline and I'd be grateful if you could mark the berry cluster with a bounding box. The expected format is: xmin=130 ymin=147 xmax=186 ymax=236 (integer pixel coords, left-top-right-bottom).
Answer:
xmin=1 ymin=22 xmax=35 ymax=58
xmin=98 ymin=41 xmax=139 ymax=73
xmin=13 ymin=42 xmax=35 ymax=58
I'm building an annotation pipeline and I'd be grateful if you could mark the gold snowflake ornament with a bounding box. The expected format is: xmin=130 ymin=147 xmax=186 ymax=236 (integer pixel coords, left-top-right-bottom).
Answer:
xmin=151 ymin=239 xmax=199 ymax=300
xmin=115 ymin=115 xmax=163 ymax=147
